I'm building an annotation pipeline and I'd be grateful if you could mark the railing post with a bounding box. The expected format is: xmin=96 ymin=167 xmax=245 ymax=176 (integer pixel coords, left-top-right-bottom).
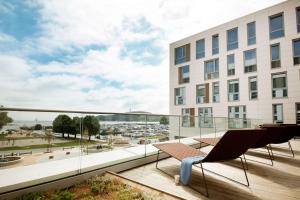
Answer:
xmin=178 ymin=116 xmax=181 ymax=143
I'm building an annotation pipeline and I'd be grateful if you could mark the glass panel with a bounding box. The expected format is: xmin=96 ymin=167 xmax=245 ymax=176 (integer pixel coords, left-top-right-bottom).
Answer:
xmin=175 ymin=45 xmax=186 ymax=64
xmin=196 ymin=39 xmax=205 ymax=59
xmin=212 ymin=35 xmax=219 ymax=55
xmin=204 ymin=59 xmax=219 ymax=80
xmin=270 ymin=14 xmax=284 ymax=39
xmin=271 ymin=44 xmax=280 ymax=60
xmin=227 ymin=28 xmax=238 ymax=50
xmin=175 ymin=87 xmax=185 ymax=105
xmin=273 ymin=104 xmax=283 ymax=123
xmin=247 ymin=22 xmax=256 ymax=45
xmin=293 ymin=39 xmax=300 ymax=57
xmin=297 ymin=8 xmax=300 ymax=33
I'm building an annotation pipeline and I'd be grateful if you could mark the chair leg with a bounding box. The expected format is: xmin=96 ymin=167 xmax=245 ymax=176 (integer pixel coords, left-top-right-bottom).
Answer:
xmin=240 ymin=157 xmax=249 ymax=187
xmin=242 ymin=154 xmax=248 ymax=170
xmin=269 ymin=144 xmax=274 ymax=160
xmin=200 ymin=162 xmax=209 ymax=197
xmin=266 ymin=146 xmax=274 ymax=166
xmin=156 ymin=150 xmax=160 ymax=169
xmin=288 ymin=141 xmax=295 ymax=158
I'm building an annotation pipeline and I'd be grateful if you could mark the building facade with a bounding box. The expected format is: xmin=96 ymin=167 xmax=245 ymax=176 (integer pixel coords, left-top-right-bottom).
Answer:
xmin=170 ymin=0 xmax=300 ymax=130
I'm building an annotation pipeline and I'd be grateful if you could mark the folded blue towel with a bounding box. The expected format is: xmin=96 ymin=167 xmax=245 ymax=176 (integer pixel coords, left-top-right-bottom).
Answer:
xmin=180 ymin=156 xmax=204 ymax=185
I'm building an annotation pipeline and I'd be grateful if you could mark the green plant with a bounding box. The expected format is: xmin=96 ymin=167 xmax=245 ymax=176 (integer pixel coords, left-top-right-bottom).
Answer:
xmin=82 ymin=196 xmax=95 ymax=200
xmin=51 ymin=190 xmax=75 ymax=200
xmin=17 ymin=191 xmax=45 ymax=200
xmin=117 ymin=188 xmax=144 ymax=200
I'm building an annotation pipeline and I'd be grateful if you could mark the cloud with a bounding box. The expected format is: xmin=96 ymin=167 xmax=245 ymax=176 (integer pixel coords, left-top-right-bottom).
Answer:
xmin=0 ymin=0 xmax=285 ymax=118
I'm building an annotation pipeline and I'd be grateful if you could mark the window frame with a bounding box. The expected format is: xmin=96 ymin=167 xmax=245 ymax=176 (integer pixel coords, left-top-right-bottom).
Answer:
xmin=227 ymin=54 xmax=235 ymax=76
xmin=196 ymin=39 xmax=205 ymax=59
xmin=270 ymin=43 xmax=281 ymax=69
xmin=296 ymin=7 xmax=300 ymax=33
xmin=174 ymin=87 xmax=186 ymax=105
xmin=271 ymin=72 xmax=288 ymax=99
xmin=269 ymin=12 xmax=285 ymax=40
xmin=293 ymin=38 xmax=300 ymax=65
xmin=227 ymin=27 xmax=239 ymax=51
xmin=212 ymin=82 xmax=220 ymax=103
xmin=247 ymin=21 xmax=256 ymax=46
xmin=204 ymin=58 xmax=219 ymax=80
xmin=178 ymin=65 xmax=190 ymax=84
xmin=248 ymin=76 xmax=258 ymax=100
xmin=228 ymin=79 xmax=239 ymax=102
xmin=272 ymin=104 xmax=284 ymax=124
xmin=212 ymin=34 xmax=219 ymax=55
xmin=244 ymin=49 xmax=257 ymax=73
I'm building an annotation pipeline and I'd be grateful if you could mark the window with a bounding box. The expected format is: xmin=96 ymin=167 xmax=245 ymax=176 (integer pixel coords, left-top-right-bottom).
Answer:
xmin=244 ymin=49 xmax=257 ymax=73
xmin=272 ymin=72 xmax=287 ymax=98
xmin=269 ymin=13 xmax=284 ymax=39
xmin=174 ymin=87 xmax=186 ymax=105
xmin=175 ymin=44 xmax=190 ymax=65
xmin=293 ymin=39 xmax=300 ymax=65
xmin=204 ymin=59 xmax=219 ymax=80
xmin=297 ymin=7 xmax=300 ymax=33
xmin=227 ymin=54 xmax=235 ymax=76
xmin=199 ymin=107 xmax=213 ymax=128
xmin=212 ymin=82 xmax=220 ymax=103
xmin=182 ymin=108 xmax=195 ymax=127
xmin=178 ymin=65 xmax=189 ymax=84
xmin=227 ymin=28 xmax=238 ymax=50
xmin=228 ymin=106 xmax=247 ymax=128
xmin=212 ymin=34 xmax=219 ymax=55
xmin=196 ymin=83 xmax=209 ymax=104
xmin=247 ymin=22 xmax=256 ymax=45
xmin=273 ymin=104 xmax=283 ymax=123
xmin=296 ymin=103 xmax=300 ymax=124
xmin=271 ymin=43 xmax=281 ymax=68
xmin=228 ymin=79 xmax=239 ymax=101
xmin=196 ymin=39 xmax=205 ymax=59
xmin=249 ymin=77 xmax=258 ymax=100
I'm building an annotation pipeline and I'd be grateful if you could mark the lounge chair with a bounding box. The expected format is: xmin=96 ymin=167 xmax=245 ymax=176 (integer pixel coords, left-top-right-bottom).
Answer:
xmin=194 ymin=129 xmax=273 ymax=165
xmin=260 ymin=124 xmax=295 ymax=158
xmin=153 ymin=129 xmax=263 ymax=197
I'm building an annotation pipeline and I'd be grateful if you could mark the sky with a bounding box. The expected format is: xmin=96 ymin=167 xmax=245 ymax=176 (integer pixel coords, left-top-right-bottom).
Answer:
xmin=0 ymin=0 xmax=285 ymax=116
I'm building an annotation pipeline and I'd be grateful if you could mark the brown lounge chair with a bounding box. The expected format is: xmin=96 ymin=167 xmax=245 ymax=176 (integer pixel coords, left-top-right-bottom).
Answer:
xmin=153 ymin=129 xmax=263 ymax=197
xmin=195 ymin=129 xmax=273 ymax=166
xmin=260 ymin=124 xmax=295 ymax=157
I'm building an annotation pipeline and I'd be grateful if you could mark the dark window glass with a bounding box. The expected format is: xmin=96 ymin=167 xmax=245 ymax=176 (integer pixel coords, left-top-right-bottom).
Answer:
xmin=293 ymin=39 xmax=300 ymax=65
xmin=212 ymin=34 xmax=219 ymax=55
xmin=196 ymin=39 xmax=205 ymax=59
xmin=227 ymin=54 xmax=235 ymax=76
xmin=244 ymin=49 xmax=257 ymax=73
xmin=247 ymin=22 xmax=256 ymax=45
xmin=297 ymin=7 xmax=300 ymax=33
xmin=227 ymin=28 xmax=238 ymax=50
xmin=269 ymin=14 xmax=284 ymax=39
xmin=271 ymin=44 xmax=280 ymax=68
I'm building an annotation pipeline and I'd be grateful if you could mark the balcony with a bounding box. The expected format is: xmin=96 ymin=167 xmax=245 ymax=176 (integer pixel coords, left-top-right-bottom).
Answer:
xmin=0 ymin=107 xmax=298 ymax=199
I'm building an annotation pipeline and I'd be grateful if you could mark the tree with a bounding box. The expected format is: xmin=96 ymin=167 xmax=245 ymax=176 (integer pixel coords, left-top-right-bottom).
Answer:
xmin=70 ymin=117 xmax=81 ymax=139
xmin=34 ymin=124 xmax=43 ymax=130
xmin=160 ymin=116 xmax=169 ymax=125
xmin=0 ymin=112 xmax=13 ymax=129
xmin=83 ymin=115 xmax=100 ymax=141
xmin=52 ymin=115 xmax=72 ymax=138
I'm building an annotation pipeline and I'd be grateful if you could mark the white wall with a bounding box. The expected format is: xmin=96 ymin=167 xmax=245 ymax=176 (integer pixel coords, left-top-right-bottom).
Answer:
xmin=170 ymin=0 xmax=300 ymax=124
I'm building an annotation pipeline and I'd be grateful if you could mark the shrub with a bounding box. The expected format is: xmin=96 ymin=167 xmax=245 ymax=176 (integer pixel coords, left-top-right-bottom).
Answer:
xmin=51 ymin=190 xmax=75 ymax=200
xmin=17 ymin=192 xmax=45 ymax=200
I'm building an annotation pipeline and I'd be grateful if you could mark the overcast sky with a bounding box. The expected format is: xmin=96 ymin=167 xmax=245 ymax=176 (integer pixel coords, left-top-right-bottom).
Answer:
xmin=0 ymin=0 xmax=285 ymax=115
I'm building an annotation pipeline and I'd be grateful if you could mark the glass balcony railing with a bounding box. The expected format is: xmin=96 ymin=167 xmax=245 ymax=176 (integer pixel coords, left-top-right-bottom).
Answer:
xmin=0 ymin=107 xmax=263 ymax=194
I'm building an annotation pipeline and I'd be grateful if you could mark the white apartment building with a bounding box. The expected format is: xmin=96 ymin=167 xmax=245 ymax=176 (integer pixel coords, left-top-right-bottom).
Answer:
xmin=170 ymin=0 xmax=300 ymax=131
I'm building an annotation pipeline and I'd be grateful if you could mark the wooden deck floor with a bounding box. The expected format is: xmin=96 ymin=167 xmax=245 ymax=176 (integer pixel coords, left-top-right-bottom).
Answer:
xmin=120 ymin=140 xmax=300 ymax=200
